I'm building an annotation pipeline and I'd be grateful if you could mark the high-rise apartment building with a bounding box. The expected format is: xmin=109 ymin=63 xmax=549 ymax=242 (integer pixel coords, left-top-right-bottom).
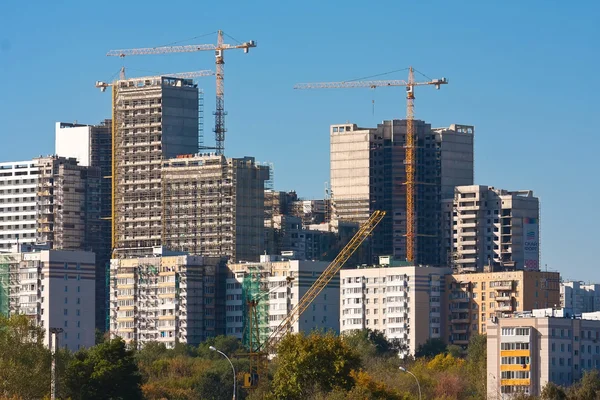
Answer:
xmin=445 ymin=270 xmax=560 ymax=345
xmin=225 ymin=256 xmax=339 ymax=345
xmin=487 ymin=310 xmax=600 ymax=398
xmin=330 ymin=120 xmax=474 ymax=264
xmin=0 ymin=246 xmax=95 ymax=351
xmin=561 ymin=281 xmax=600 ymax=315
xmin=161 ymin=154 xmax=268 ymax=262
xmin=35 ymin=156 xmax=102 ymax=251
xmin=109 ymin=249 xmax=226 ymax=348
xmin=112 ymin=75 xmax=199 ymax=255
xmin=340 ymin=258 xmax=450 ymax=357
xmin=55 ymin=120 xmax=113 ymax=331
xmin=444 ymin=185 xmax=540 ymax=272
xmin=0 ymin=160 xmax=39 ymax=251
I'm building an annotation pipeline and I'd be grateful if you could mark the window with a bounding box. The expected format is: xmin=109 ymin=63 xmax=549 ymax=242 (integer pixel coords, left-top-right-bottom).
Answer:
xmin=63 ymin=309 xmax=68 ymax=316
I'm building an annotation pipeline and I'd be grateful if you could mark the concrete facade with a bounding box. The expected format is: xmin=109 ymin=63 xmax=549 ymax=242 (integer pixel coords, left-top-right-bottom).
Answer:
xmin=225 ymin=256 xmax=339 ymax=344
xmin=55 ymin=120 xmax=113 ymax=331
xmin=561 ymin=281 xmax=600 ymax=315
xmin=112 ymin=76 xmax=199 ymax=255
xmin=0 ymin=160 xmax=39 ymax=251
xmin=330 ymin=120 xmax=474 ymax=265
xmin=109 ymin=250 xmax=226 ymax=348
xmin=445 ymin=185 xmax=540 ymax=272
xmin=487 ymin=311 xmax=600 ymax=398
xmin=340 ymin=261 xmax=450 ymax=357
xmin=162 ymin=154 xmax=269 ymax=262
xmin=445 ymin=270 xmax=561 ymax=345
xmin=0 ymin=247 xmax=96 ymax=351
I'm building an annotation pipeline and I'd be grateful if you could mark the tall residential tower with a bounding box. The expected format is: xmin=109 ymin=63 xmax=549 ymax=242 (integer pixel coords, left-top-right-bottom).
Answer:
xmin=330 ymin=120 xmax=474 ymax=264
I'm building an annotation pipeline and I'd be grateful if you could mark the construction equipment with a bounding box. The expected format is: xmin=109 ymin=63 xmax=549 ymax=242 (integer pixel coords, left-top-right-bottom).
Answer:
xmin=244 ymin=210 xmax=386 ymax=388
xmin=294 ymin=68 xmax=447 ymax=262
xmin=106 ymin=30 xmax=257 ymax=155
xmin=95 ymin=69 xmax=215 ymax=91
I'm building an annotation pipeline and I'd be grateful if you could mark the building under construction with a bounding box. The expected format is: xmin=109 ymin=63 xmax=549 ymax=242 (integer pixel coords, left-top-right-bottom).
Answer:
xmin=112 ymin=75 xmax=199 ymax=256
xmin=162 ymin=154 xmax=269 ymax=262
xmin=109 ymin=250 xmax=226 ymax=348
xmin=35 ymin=156 xmax=102 ymax=252
xmin=330 ymin=120 xmax=474 ymax=265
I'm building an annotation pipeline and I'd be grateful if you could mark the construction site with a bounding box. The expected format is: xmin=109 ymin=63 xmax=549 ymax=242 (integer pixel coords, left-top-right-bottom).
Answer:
xmin=161 ymin=154 xmax=269 ymax=262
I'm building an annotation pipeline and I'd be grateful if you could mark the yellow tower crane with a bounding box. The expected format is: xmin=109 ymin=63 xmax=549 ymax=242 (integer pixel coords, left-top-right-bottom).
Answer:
xmin=294 ymin=68 xmax=447 ymax=262
xmin=106 ymin=30 xmax=256 ymax=155
xmin=244 ymin=210 xmax=386 ymax=388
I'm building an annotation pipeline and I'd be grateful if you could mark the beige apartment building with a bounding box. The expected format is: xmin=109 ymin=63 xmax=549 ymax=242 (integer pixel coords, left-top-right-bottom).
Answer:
xmin=109 ymin=249 xmax=226 ymax=348
xmin=340 ymin=258 xmax=451 ymax=356
xmin=445 ymin=270 xmax=560 ymax=345
xmin=487 ymin=310 xmax=600 ymax=398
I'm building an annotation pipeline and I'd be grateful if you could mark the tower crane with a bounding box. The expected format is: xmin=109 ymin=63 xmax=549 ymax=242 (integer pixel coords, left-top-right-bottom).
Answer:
xmin=106 ymin=30 xmax=257 ymax=155
xmin=243 ymin=210 xmax=386 ymax=388
xmin=294 ymin=67 xmax=447 ymax=262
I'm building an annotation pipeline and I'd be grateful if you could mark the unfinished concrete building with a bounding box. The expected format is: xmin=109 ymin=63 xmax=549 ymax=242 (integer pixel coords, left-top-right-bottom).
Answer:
xmin=445 ymin=185 xmax=540 ymax=272
xmin=112 ymin=75 xmax=199 ymax=256
xmin=162 ymin=154 xmax=269 ymax=262
xmin=55 ymin=120 xmax=113 ymax=330
xmin=35 ymin=156 xmax=102 ymax=252
xmin=330 ymin=120 xmax=474 ymax=265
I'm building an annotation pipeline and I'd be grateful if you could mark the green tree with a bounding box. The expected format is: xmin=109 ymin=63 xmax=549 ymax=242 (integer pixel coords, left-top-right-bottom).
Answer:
xmin=0 ymin=314 xmax=52 ymax=399
xmin=541 ymin=381 xmax=567 ymax=400
xmin=466 ymin=334 xmax=487 ymax=400
xmin=63 ymin=337 xmax=142 ymax=400
xmin=270 ymin=331 xmax=361 ymax=400
xmin=566 ymin=369 xmax=600 ymax=400
xmin=414 ymin=338 xmax=447 ymax=358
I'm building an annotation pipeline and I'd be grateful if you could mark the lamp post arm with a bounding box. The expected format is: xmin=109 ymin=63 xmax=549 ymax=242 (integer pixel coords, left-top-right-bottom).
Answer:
xmin=217 ymin=350 xmax=236 ymax=400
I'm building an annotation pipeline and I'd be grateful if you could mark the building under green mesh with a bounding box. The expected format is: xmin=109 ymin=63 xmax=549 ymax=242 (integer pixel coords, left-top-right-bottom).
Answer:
xmin=242 ymin=266 xmax=269 ymax=352
xmin=0 ymin=254 xmax=16 ymax=317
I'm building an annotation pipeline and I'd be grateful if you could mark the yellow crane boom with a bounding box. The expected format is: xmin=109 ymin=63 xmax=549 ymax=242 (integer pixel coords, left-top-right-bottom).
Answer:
xmin=107 ymin=30 xmax=257 ymax=155
xmin=294 ymin=68 xmax=447 ymax=262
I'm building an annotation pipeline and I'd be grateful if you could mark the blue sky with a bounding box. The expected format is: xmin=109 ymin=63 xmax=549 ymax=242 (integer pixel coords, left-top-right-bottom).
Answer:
xmin=0 ymin=1 xmax=598 ymax=280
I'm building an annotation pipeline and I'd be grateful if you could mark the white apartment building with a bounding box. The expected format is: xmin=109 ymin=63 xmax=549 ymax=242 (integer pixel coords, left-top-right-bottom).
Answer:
xmin=561 ymin=281 xmax=600 ymax=315
xmin=226 ymin=255 xmax=339 ymax=346
xmin=0 ymin=245 xmax=96 ymax=351
xmin=109 ymin=249 xmax=225 ymax=349
xmin=0 ymin=161 xmax=39 ymax=251
xmin=445 ymin=185 xmax=540 ymax=273
xmin=340 ymin=258 xmax=451 ymax=356
xmin=487 ymin=309 xmax=600 ymax=398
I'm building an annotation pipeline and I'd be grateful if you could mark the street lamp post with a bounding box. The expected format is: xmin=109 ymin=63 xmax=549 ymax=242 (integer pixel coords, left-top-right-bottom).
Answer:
xmin=49 ymin=327 xmax=64 ymax=400
xmin=399 ymin=366 xmax=421 ymax=400
xmin=210 ymin=346 xmax=236 ymax=400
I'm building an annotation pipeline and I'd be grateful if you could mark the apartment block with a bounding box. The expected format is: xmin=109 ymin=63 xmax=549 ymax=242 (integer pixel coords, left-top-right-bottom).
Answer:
xmin=487 ymin=310 xmax=600 ymax=398
xmin=162 ymin=154 xmax=269 ymax=262
xmin=444 ymin=185 xmax=540 ymax=272
xmin=0 ymin=160 xmax=39 ymax=251
xmin=340 ymin=258 xmax=451 ymax=356
xmin=330 ymin=120 xmax=474 ymax=264
xmin=0 ymin=246 xmax=95 ymax=351
xmin=561 ymin=281 xmax=600 ymax=315
xmin=112 ymin=75 xmax=199 ymax=255
xmin=55 ymin=120 xmax=112 ymax=331
xmin=109 ymin=249 xmax=226 ymax=348
xmin=225 ymin=256 xmax=339 ymax=346
xmin=445 ymin=271 xmax=560 ymax=345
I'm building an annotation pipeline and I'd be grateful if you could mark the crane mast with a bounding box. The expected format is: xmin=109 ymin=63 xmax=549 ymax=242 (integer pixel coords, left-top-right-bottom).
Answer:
xmin=294 ymin=68 xmax=447 ymax=262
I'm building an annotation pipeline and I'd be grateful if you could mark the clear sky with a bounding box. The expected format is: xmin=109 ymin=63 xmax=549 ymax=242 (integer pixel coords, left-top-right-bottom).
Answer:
xmin=0 ymin=1 xmax=598 ymax=280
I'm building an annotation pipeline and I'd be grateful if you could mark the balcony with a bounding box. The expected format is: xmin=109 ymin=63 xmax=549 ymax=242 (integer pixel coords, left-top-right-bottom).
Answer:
xmin=450 ymin=296 xmax=470 ymax=303
xmin=497 ymin=304 xmax=513 ymax=312
xmin=496 ymin=295 xmax=512 ymax=301
xmin=492 ymin=282 xmax=513 ymax=291
xmin=451 ymin=317 xmax=470 ymax=324
xmin=452 ymin=328 xmax=468 ymax=334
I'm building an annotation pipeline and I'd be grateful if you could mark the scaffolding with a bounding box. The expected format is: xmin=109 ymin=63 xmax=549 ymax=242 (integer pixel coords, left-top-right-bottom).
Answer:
xmin=0 ymin=255 xmax=10 ymax=316
xmin=112 ymin=76 xmax=199 ymax=256
xmin=241 ymin=266 xmax=269 ymax=352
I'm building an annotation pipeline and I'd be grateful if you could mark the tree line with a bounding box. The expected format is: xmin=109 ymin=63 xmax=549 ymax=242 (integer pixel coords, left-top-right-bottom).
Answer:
xmin=1 ymin=314 xmax=600 ymax=399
